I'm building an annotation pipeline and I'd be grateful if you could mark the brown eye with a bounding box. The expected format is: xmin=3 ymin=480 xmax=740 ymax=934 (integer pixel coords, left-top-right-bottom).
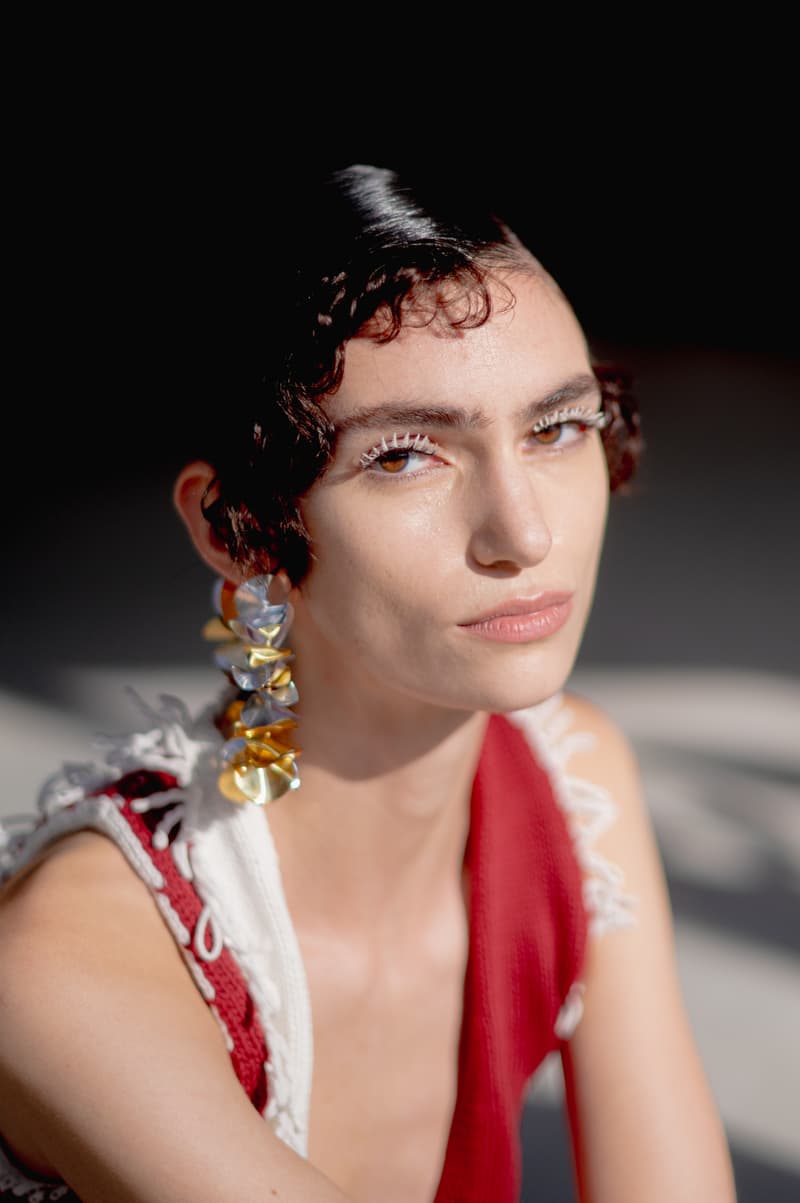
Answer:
xmin=534 ymin=425 xmax=564 ymax=445
xmin=359 ymin=432 xmax=441 ymax=478
xmin=378 ymin=453 xmax=409 ymax=473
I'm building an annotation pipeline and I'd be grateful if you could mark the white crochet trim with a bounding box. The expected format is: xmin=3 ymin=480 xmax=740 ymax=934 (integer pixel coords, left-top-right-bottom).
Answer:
xmin=180 ymin=791 xmax=312 ymax=1154
xmin=0 ymin=687 xmax=310 ymax=1160
xmin=553 ymin=980 xmax=586 ymax=1041
xmin=506 ymin=690 xmax=640 ymax=1040
xmin=0 ymin=794 xmax=165 ymax=892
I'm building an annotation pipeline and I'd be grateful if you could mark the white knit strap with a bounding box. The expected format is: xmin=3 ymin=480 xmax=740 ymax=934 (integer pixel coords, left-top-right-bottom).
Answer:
xmin=184 ymin=797 xmax=313 ymax=1155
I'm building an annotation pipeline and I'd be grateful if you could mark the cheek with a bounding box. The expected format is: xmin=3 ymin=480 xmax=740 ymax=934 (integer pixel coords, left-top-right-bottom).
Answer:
xmin=551 ymin=449 xmax=609 ymax=544
xmin=573 ymin=458 xmax=610 ymax=581
xmin=299 ymin=493 xmax=432 ymax=630
xmin=301 ymin=486 xmax=439 ymax=575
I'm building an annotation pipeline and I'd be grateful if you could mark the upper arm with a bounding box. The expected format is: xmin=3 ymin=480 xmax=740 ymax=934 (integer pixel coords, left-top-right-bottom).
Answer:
xmin=0 ymin=831 xmax=353 ymax=1203
xmin=557 ymin=691 xmax=737 ymax=1203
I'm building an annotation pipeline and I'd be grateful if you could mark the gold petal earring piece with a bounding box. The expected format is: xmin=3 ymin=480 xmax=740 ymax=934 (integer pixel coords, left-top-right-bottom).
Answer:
xmin=203 ymin=574 xmax=302 ymax=805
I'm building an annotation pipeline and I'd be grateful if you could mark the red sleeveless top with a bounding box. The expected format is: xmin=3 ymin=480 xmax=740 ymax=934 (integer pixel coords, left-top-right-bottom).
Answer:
xmin=0 ymin=709 xmax=589 ymax=1202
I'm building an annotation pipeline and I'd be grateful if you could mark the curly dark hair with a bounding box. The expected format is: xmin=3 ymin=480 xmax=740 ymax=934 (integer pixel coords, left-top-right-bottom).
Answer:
xmin=197 ymin=164 xmax=643 ymax=587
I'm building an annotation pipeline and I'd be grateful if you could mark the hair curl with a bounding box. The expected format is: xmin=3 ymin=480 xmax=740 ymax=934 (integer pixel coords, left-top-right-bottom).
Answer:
xmin=198 ymin=164 xmax=644 ymax=588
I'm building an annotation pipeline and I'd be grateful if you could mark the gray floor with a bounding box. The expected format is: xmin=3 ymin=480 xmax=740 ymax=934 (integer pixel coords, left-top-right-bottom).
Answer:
xmin=1 ymin=343 xmax=797 ymax=1200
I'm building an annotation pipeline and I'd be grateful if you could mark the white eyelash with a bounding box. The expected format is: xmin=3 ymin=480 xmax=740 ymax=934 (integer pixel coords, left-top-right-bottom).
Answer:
xmin=532 ymin=405 xmax=612 ymax=433
xmin=358 ymin=408 xmax=610 ymax=471
xmin=359 ymin=431 xmax=440 ymax=468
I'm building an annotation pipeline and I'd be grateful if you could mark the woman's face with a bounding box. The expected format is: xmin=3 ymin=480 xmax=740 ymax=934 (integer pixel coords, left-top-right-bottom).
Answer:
xmin=292 ymin=267 xmax=610 ymax=714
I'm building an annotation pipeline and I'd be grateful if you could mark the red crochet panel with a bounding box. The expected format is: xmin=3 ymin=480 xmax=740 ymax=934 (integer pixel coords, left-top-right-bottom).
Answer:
xmin=432 ymin=713 xmax=588 ymax=1203
xmin=96 ymin=769 xmax=269 ymax=1114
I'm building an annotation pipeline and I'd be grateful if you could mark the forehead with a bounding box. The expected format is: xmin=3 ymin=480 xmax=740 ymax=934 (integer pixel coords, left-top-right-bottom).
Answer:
xmin=324 ymin=270 xmax=591 ymax=418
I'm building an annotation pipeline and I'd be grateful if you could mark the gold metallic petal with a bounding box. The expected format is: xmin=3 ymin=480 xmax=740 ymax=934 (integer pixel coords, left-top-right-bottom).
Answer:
xmin=252 ymin=622 xmax=285 ymax=643
xmin=270 ymin=667 xmax=293 ymax=688
xmin=238 ymin=720 xmax=298 ymax=743
xmin=267 ymin=757 xmax=301 ymax=791
xmin=227 ymin=762 xmax=295 ymax=805
xmin=236 ymin=765 xmax=275 ymax=805
xmin=221 ymin=699 xmax=247 ymax=725
xmin=218 ymin=766 xmax=253 ymax=804
xmin=247 ymin=645 xmax=292 ymax=667
xmin=227 ymin=717 xmax=295 ymax=741
xmin=202 ymin=617 xmax=235 ymax=642
xmin=230 ymin=737 xmax=298 ymax=766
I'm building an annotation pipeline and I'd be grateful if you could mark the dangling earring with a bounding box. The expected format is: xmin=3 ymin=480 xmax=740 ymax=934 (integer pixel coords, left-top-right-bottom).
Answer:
xmin=203 ymin=573 xmax=302 ymax=805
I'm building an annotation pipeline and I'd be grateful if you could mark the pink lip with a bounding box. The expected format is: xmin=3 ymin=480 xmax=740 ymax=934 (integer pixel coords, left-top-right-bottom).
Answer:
xmin=457 ymin=593 xmax=575 ymax=643
xmin=459 ymin=592 xmax=574 ymax=625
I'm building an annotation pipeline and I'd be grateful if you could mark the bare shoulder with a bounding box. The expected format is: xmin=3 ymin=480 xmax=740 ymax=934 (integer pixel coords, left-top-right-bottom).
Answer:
xmin=0 ymin=830 xmax=230 ymax=1189
xmin=556 ymin=689 xmax=737 ymax=1201
xmin=559 ymin=687 xmax=644 ymax=799
xmin=2 ymin=825 xmax=159 ymax=908
xmin=0 ymin=829 xmax=355 ymax=1201
xmin=0 ymin=828 xmax=190 ymax=984
xmin=555 ymin=685 xmax=680 ymax=1008
xmin=558 ymin=687 xmax=663 ymax=913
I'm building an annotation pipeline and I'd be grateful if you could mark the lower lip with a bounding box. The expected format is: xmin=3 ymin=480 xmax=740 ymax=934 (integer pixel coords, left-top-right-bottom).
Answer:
xmin=458 ymin=598 xmax=574 ymax=642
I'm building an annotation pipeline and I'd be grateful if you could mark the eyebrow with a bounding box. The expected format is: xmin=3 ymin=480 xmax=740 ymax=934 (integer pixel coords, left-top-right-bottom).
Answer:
xmin=329 ymin=372 xmax=603 ymax=437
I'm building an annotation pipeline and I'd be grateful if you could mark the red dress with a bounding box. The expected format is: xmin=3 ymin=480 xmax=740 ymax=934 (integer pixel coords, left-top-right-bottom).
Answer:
xmin=0 ymin=694 xmax=634 ymax=1202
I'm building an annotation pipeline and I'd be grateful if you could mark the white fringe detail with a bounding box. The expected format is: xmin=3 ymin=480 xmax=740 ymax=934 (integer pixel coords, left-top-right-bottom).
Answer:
xmin=506 ymin=691 xmax=640 ymax=1040
xmin=0 ymin=687 xmax=312 ymax=1174
xmin=553 ymin=981 xmax=586 ymax=1041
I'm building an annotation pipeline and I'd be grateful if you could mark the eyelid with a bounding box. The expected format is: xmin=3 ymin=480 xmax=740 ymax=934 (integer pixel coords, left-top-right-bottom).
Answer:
xmin=359 ymin=431 xmax=440 ymax=468
xmin=531 ymin=404 xmax=611 ymax=432
xmin=357 ymin=404 xmax=609 ymax=471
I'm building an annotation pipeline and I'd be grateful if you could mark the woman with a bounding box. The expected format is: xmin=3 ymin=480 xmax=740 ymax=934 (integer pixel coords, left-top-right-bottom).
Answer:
xmin=0 ymin=164 xmax=737 ymax=1201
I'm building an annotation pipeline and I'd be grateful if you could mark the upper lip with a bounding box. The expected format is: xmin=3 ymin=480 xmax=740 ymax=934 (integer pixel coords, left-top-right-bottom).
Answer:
xmin=459 ymin=592 xmax=573 ymax=624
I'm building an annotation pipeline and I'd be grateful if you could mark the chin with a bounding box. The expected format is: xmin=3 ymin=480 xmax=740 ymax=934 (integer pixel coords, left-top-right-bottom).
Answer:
xmin=449 ymin=658 xmax=575 ymax=716
xmin=493 ymin=679 xmax=571 ymax=715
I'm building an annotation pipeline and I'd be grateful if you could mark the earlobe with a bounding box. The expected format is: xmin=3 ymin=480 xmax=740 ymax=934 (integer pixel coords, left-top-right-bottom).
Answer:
xmin=172 ymin=460 xmax=241 ymax=581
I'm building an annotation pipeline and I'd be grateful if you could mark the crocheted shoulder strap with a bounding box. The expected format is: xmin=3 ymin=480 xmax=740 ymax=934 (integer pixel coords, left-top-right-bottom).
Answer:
xmin=102 ymin=767 xmax=271 ymax=1108
xmin=0 ymin=694 xmax=275 ymax=1199
xmin=1 ymin=765 xmax=269 ymax=1111
xmin=0 ymin=767 xmax=269 ymax=1200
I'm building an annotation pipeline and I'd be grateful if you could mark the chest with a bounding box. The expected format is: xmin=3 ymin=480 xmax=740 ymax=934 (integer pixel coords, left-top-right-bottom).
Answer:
xmin=299 ymin=898 xmax=470 ymax=1203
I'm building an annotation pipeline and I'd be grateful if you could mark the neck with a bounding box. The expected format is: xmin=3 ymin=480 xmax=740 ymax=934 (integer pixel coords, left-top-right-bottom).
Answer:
xmin=261 ymin=623 xmax=490 ymax=944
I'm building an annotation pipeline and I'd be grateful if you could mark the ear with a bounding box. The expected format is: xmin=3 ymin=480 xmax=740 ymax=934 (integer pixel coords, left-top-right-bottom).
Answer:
xmin=172 ymin=460 xmax=243 ymax=582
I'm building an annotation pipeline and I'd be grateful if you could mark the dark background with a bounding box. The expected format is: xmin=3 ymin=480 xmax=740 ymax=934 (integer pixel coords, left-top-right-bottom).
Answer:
xmin=5 ymin=121 xmax=797 ymax=688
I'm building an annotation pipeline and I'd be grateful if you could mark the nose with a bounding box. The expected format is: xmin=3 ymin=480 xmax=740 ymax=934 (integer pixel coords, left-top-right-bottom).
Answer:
xmin=466 ymin=456 xmax=553 ymax=571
